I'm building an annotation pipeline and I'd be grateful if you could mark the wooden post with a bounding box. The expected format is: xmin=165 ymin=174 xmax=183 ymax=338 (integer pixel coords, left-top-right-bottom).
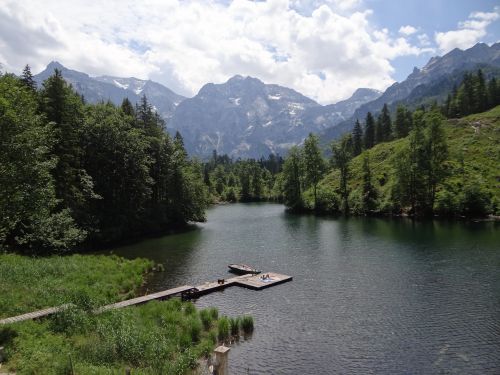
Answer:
xmin=0 ymin=346 xmax=4 ymax=363
xmin=213 ymin=345 xmax=230 ymax=375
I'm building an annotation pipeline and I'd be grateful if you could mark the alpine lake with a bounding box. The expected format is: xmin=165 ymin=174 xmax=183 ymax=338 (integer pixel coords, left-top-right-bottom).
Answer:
xmin=112 ymin=203 xmax=500 ymax=374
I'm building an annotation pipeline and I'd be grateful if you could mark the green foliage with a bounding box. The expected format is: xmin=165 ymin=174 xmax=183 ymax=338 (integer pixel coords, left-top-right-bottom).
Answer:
xmin=460 ymin=183 xmax=492 ymax=217
xmin=281 ymin=146 xmax=304 ymax=211
xmin=0 ymin=253 xmax=152 ymax=318
xmin=303 ymin=133 xmax=326 ymax=210
xmin=3 ymin=300 xmax=224 ymax=374
xmin=331 ymin=134 xmax=353 ymax=213
xmin=364 ymin=111 xmax=375 ymax=149
xmin=285 ymin=104 xmax=499 ymax=219
xmin=229 ymin=317 xmax=241 ymax=336
xmin=240 ymin=316 xmax=254 ymax=334
xmin=352 ymin=119 xmax=363 ymax=156
xmin=444 ymin=69 xmax=500 ymax=118
xmin=0 ymin=74 xmax=85 ymax=252
xmin=1 ymin=254 xmax=252 ymax=374
xmin=0 ymin=71 xmax=209 ymax=252
xmin=217 ymin=316 xmax=230 ymax=341
xmin=203 ymin=153 xmax=282 ymax=203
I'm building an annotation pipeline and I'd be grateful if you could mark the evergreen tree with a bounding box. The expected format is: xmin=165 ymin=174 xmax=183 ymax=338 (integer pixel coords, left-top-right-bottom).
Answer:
xmin=0 ymin=74 xmax=84 ymax=252
xmin=487 ymin=77 xmax=499 ymax=108
xmin=21 ymin=64 xmax=37 ymax=91
xmin=332 ymin=134 xmax=353 ymax=214
xmin=281 ymin=147 xmax=303 ymax=210
xmin=302 ymin=133 xmax=325 ymax=210
xmin=474 ymin=69 xmax=487 ymax=113
xmin=380 ymin=103 xmax=392 ymax=141
xmin=375 ymin=114 xmax=384 ymax=145
xmin=394 ymin=105 xmax=409 ymax=138
xmin=121 ymin=97 xmax=135 ymax=116
xmin=361 ymin=153 xmax=377 ymax=214
xmin=393 ymin=110 xmax=428 ymax=215
xmin=81 ymin=103 xmax=152 ymax=241
xmin=39 ymin=69 xmax=96 ymax=228
xmin=364 ymin=112 xmax=375 ymax=149
xmin=352 ymin=119 xmax=363 ymax=156
xmin=424 ymin=109 xmax=448 ymax=213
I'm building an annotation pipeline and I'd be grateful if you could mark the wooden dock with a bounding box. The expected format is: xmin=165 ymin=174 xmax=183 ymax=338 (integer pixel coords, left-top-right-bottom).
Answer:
xmin=0 ymin=272 xmax=292 ymax=325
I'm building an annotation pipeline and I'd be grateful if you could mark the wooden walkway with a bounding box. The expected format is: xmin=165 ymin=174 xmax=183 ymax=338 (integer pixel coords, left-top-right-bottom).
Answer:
xmin=0 ymin=272 xmax=292 ymax=325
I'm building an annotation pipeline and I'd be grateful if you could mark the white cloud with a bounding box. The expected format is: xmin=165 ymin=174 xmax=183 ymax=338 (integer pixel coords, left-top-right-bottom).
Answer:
xmin=0 ymin=0 xmax=427 ymax=104
xmin=435 ymin=7 xmax=499 ymax=53
xmin=417 ymin=33 xmax=431 ymax=46
xmin=399 ymin=25 xmax=417 ymax=36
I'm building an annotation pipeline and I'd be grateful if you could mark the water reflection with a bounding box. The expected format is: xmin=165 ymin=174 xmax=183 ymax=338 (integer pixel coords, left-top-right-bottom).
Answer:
xmin=112 ymin=203 xmax=500 ymax=374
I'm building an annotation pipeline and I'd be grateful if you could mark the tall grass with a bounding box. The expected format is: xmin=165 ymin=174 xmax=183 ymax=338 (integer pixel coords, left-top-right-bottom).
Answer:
xmin=240 ymin=316 xmax=254 ymax=334
xmin=0 ymin=253 xmax=153 ymax=319
xmin=3 ymin=299 xmax=221 ymax=374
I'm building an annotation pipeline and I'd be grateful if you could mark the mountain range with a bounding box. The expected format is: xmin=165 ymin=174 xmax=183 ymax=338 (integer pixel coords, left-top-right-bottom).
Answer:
xmin=33 ymin=42 xmax=500 ymax=158
xmin=321 ymin=42 xmax=500 ymax=142
xmin=34 ymin=61 xmax=185 ymax=121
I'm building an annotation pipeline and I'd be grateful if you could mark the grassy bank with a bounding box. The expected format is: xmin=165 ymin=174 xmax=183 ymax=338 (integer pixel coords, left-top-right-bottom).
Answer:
xmin=2 ymin=300 xmax=225 ymax=374
xmin=0 ymin=253 xmax=153 ymax=319
xmin=0 ymin=253 xmax=253 ymax=374
xmin=311 ymin=105 xmax=500 ymax=216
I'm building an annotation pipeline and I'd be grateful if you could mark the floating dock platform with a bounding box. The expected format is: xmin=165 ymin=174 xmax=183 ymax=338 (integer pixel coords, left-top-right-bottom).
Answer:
xmin=0 ymin=271 xmax=292 ymax=324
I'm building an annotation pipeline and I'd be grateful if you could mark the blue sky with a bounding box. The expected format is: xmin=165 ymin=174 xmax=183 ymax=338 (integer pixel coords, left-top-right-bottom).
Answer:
xmin=1 ymin=0 xmax=499 ymax=104
xmin=367 ymin=0 xmax=500 ymax=80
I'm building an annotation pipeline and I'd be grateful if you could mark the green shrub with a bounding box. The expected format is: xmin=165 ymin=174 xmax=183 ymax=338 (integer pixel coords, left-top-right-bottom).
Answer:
xmin=460 ymin=184 xmax=492 ymax=217
xmin=434 ymin=188 xmax=460 ymax=216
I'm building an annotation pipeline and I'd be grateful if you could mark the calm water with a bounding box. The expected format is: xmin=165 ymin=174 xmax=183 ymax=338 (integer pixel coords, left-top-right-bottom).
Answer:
xmin=113 ymin=203 xmax=500 ymax=374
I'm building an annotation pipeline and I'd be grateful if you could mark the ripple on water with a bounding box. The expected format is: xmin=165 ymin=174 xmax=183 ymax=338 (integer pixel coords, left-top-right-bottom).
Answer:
xmin=113 ymin=203 xmax=500 ymax=374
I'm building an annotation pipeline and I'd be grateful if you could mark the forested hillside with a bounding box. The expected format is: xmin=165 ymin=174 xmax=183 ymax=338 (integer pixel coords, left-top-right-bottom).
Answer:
xmin=278 ymin=102 xmax=499 ymax=218
xmin=0 ymin=68 xmax=209 ymax=254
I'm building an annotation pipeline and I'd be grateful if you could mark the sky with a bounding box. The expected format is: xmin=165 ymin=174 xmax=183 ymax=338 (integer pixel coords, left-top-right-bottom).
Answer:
xmin=0 ymin=0 xmax=499 ymax=104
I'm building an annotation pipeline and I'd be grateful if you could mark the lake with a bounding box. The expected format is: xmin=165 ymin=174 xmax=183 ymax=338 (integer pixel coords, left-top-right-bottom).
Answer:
xmin=113 ymin=203 xmax=500 ymax=374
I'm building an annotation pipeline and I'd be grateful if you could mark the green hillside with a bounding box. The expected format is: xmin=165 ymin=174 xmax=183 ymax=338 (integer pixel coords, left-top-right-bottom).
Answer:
xmin=312 ymin=105 xmax=500 ymax=216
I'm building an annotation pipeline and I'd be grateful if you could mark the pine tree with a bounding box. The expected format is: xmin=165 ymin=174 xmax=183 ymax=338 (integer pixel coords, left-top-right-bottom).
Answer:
xmin=352 ymin=119 xmax=363 ymax=156
xmin=394 ymin=105 xmax=409 ymax=138
xmin=282 ymin=147 xmax=303 ymax=210
xmin=121 ymin=97 xmax=135 ymax=116
xmin=475 ymin=69 xmax=487 ymax=113
xmin=487 ymin=77 xmax=499 ymax=108
xmin=425 ymin=109 xmax=448 ymax=214
xmin=332 ymin=134 xmax=353 ymax=214
xmin=21 ymin=64 xmax=37 ymax=91
xmin=0 ymin=74 xmax=84 ymax=252
xmin=394 ymin=110 xmax=428 ymax=215
xmin=380 ymin=103 xmax=392 ymax=141
xmin=302 ymin=133 xmax=325 ymax=210
xmin=361 ymin=153 xmax=377 ymax=214
xmin=364 ymin=112 xmax=375 ymax=149
xmin=40 ymin=69 xmax=95 ymax=227
xmin=375 ymin=114 xmax=384 ymax=145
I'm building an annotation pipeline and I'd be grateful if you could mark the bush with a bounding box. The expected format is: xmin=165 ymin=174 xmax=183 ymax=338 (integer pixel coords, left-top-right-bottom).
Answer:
xmin=314 ymin=187 xmax=340 ymax=213
xmin=434 ymin=188 xmax=459 ymax=216
xmin=460 ymin=184 xmax=492 ymax=217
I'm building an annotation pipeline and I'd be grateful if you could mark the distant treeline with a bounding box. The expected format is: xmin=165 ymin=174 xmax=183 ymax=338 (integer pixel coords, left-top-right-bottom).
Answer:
xmin=0 ymin=66 xmax=209 ymax=254
xmin=203 ymin=151 xmax=283 ymax=202
xmin=277 ymin=69 xmax=500 ymax=218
